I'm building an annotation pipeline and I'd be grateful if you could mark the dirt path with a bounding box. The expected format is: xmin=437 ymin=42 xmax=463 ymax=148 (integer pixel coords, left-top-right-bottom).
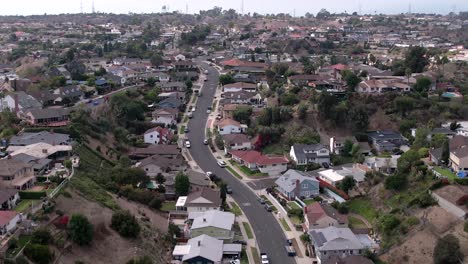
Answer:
xmin=348 ymin=213 xmax=372 ymax=229
xmin=113 ymin=195 xmax=169 ymax=233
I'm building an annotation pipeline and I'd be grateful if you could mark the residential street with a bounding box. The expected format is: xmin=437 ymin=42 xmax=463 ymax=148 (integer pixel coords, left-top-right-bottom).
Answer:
xmin=186 ymin=61 xmax=296 ymax=264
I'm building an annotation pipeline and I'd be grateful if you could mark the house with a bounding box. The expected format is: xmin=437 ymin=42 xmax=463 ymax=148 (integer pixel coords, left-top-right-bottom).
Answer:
xmin=223 ymin=82 xmax=257 ymax=93
xmin=309 ymin=227 xmax=367 ymax=263
xmin=183 ymin=188 xmax=222 ymax=213
xmin=0 ymin=158 xmax=35 ymax=190
xmin=1 ymin=91 xmax=42 ymax=114
xmin=330 ymin=137 xmax=357 ymax=155
xmin=156 ymin=97 xmax=181 ymax=109
xmin=318 ymin=169 xmax=345 ymax=186
xmin=363 ymin=156 xmax=399 ymax=174
xmin=303 ymin=203 xmax=348 ymax=232
xmin=220 ymin=104 xmax=244 ymax=119
xmin=24 ymin=108 xmax=70 ymax=126
xmin=143 ymin=126 xmax=173 ymax=145
xmin=449 ymin=147 xmax=468 ymax=175
xmin=230 ymin=150 xmax=289 ymax=176
xmin=367 ymin=130 xmax=406 ymax=153
xmin=187 ymin=170 xmax=211 ymax=192
xmin=220 ymin=91 xmax=262 ymax=105
xmin=53 ymin=85 xmax=83 ymax=103
xmin=431 ymin=135 xmax=468 ymax=166
xmin=357 ymin=79 xmax=410 ymax=94
xmin=151 ymin=108 xmax=178 ymax=127
xmin=9 ymin=131 xmax=71 ymax=146
xmin=173 ymin=61 xmax=197 ymax=71
xmin=129 ymin=144 xmax=180 ymax=160
xmin=160 ymin=82 xmax=187 ymax=93
xmin=216 ymin=119 xmax=247 ymax=135
xmin=174 ymin=54 xmax=186 ymax=61
xmin=323 ymin=255 xmax=374 ymax=264
xmin=431 ymin=185 xmax=468 ymax=219
xmin=0 ymin=211 xmax=21 ymax=235
xmin=287 ymin=74 xmax=323 ymax=87
xmin=7 ymin=142 xmax=72 ymax=161
xmin=136 ymin=155 xmax=187 ymax=177
xmin=188 ymin=210 xmax=235 ymax=241
xmin=222 ymin=134 xmax=252 ymax=154
xmin=290 ymin=144 xmax=330 ymax=166
xmin=172 ymin=234 xmax=241 ymax=264
xmin=12 ymin=154 xmax=52 ymax=175
xmin=0 ymin=189 xmax=19 ymax=210
xmin=275 ymin=169 xmax=320 ymax=200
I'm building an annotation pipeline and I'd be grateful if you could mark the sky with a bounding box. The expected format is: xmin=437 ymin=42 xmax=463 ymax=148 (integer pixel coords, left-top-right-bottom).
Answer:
xmin=2 ymin=0 xmax=467 ymax=16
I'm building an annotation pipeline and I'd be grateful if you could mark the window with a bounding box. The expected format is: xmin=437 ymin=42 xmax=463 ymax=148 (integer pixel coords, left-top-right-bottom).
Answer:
xmin=150 ymin=135 xmax=153 ymax=138
xmin=302 ymin=184 xmax=308 ymax=188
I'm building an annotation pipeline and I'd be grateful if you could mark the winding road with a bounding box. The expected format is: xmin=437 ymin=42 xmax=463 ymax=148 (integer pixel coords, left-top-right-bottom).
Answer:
xmin=186 ymin=61 xmax=295 ymax=264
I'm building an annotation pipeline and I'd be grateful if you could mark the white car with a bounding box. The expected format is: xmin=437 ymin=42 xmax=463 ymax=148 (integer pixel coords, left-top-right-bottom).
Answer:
xmin=191 ymin=106 xmax=196 ymax=112
xmin=261 ymin=253 xmax=269 ymax=264
xmin=217 ymin=160 xmax=226 ymax=167
xmin=185 ymin=140 xmax=191 ymax=148
xmin=206 ymin=109 xmax=211 ymax=114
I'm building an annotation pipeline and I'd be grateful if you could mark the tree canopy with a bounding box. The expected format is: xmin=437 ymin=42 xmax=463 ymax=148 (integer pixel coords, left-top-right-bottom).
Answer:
xmin=433 ymin=234 xmax=463 ymax=264
xmin=68 ymin=214 xmax=94 ymax=245
xmin=174 ymin=173 xmax=190 ymax=196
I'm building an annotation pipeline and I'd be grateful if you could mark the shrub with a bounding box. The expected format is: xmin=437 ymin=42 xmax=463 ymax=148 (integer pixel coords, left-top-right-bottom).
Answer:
xmin=464 ymin=221 xmax=468 ymax=233
xmin=19 ymin=191 xmax=46 ymax=200
xmin=8 ymin=237 xmax=18 ymax=249
xmin=379 ymin=214 xmax=401 ymax=235
xmin=454 ymin=178 xmax=468 ymax=185
xmin=337 ymin=203 xmax=349 ymax=214
xmin=24 ymin=244 xmax=53 ymax=264
xmin=32 ymin=228 xmax=52 ymax=245
xmin=313 ymin=196 xmax=323 ymax=202
xmin=68 ymin=214 xmax=93 ymax=245
xmin=429 ymin=179 xmax=449 ymax=190
xmin=149 ymin=197 xmax=163 ymax=210
xmin=433 ymin=234 xmax=463 ymax=264
xmin=111 ymin=211 xmax=140 ymax=238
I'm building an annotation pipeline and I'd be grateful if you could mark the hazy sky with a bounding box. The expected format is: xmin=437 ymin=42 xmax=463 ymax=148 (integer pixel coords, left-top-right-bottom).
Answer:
xmin=2 ymin=0 xmax=467 ymax=16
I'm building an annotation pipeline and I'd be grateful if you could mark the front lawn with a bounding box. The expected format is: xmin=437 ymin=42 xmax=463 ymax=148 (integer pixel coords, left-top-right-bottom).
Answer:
xmin=434 ymin=166 xmax=457 ymax=180
xmin=288 ymin=201 xmax=301 ymax=210
xmin=348 ymin=216 xmax=367 ymax=229
xmin=280 ymin=218 xmax=291 ymax=231
xmin=303 ymin=199 xmax=316 ymax=205
xmin=229 ymin=201 xmax=243 ymax=216
xmin=237 ymin=165 xmax=268 ymax=177
xmin=347 ymin=198 xmax=377 ymax=222
xmin=226 ymin=166 xmax=243 ymax=179
xmin=243 ymin=222 xmax=254 ymax=239
xmin=290 ymin=215 xmax=302 ymax=225
xmin=161 ymin=201 xmax=176 ymax=212
xmin=15 ymin=200 xmax=34 ymax=212
xmin=251 ymin=247 xmax=261 ymax=264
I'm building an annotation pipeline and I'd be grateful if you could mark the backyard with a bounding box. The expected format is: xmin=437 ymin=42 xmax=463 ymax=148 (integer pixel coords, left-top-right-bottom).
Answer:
xmin=6 ymin=234 xmax=31 ymax=258
xmin=161 ymin=201 xmax=176 ymax=212
xmin=348 ymin=216 xmax=368 ymax=229
xmin=433 ymin=166 xmax=457 ymax=180
xmin=347 ymin=198 xmax=377 ymax=222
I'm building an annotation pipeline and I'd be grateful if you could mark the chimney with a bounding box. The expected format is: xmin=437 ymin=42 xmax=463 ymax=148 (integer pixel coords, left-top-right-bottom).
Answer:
xmin=304 ymin=206 xmax=308 ymax=213
xmin=198 ymin=240 xmax=201 ymax=247
xmin=295 ymin=179 xmax=301 ymax=197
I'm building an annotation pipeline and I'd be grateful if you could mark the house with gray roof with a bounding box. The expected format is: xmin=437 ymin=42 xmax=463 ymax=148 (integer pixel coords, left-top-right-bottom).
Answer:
xmin=186 ymin=170 xmax=211 ymax=192
xmin=172 ymin=234 xmax=241 ymax=263
xmin=367 ymin=130 xmax=406 ymax=153
xmin=289 ymin=143 xmax=330 ymax=166
xmin=2 ymin=91 xmax=42 ymax=114
xmin=0 ymin=189 xmax=19 ymax=210
xmin=136 ymin=154 xmax=187 ymax=177
xmin=9 ymin=131 xmax=71 ymax=146
xmin=184 ymin=188 xmax=222 ymax=213
xmin=309 ymin=226 xmax=367 ymax=263
xmin=189 ymin=210 xmax=235 ymax=241
xmin=275 ymin=169 xmax=320 ymax=200
xmin=24 ymin=108 xmax=70 ymax=126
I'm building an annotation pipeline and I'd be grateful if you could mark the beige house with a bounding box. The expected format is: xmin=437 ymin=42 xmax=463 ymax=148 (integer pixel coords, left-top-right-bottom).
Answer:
xmin=184 ymin=188 xmax=222 ymax=213
xmin=303 ymin=202 xmax=348 ymax=232
xmin=0 ymin=158 xmax=35 ymax=190
xmin=188 ymin=210 xmax=235 ymax=241
xmin=450 ymin=147 xmax=468 ymax=173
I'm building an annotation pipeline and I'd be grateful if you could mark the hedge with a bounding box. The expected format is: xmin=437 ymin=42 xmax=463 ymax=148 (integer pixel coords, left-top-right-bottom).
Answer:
xmin=454 ymin=178 xmax=468 ymax=185
xmin=19 ymin=191 xmax=47 ymax=200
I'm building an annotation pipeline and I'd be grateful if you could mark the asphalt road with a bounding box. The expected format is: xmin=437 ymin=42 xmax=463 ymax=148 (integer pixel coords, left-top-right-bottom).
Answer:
xmin=186 ymin=61 xmax=296 ymax=264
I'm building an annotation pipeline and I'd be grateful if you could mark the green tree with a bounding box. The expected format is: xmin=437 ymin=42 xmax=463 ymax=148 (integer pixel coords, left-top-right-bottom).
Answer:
xmin=342 ymin=139 xmax=354 ymax=156
xmin=441 ymin=139 xmax=450 ymax=165
xmin=150 ymin=54 xmax=163 ymax=66
xmin=297 ymin=103 xmax=308 ymax=120
xmin=219 ymin=182 xmax=227 ymax=204
xmin=349 ymin=105 xmax=369 ymax=131
xmin=219 ymin=74 xmax=235 ymax=85
xmin=433 ymin=234 xmax=463 ymax=264
xmin=24 ymin=244 xmax=53 ymax=264
xmin=414 ymin=77 xmax=432 ymax=93
xmin=338 ymin=176 xmax=356 ymax=194
xmin=32 ymin=228 xmax=52 ymax=245
xmin=174 ymin=173 xmax=190 ymax=196
xmin=232 ymin=106 xmax=252 ymax=125
xmin=280 ymin=93 xmax=299 ymax=106
xmin=394 ymin=96 xmax=415 ymax=117
xmin=68 ymin=214 xmax=93 ymax=246
xmin=431 ymin=134 xmax=448 ymax=148
xmin=379 ymin=214 xmax=400 ymax=235
xmin=111 ymin=211 xmax=141 ymax=238
xmin=385 ymin=173 xmax=407 ymax=190
xmin=344 ymin=71 xmax=361 ymax=91
xmin=156 ymin=173 xmax=165 ymax=184
xmin=405 ymin=46 xmax=428 ymax=73
xmin=412 ymin=128 xmax=429 ymax=149
xmin=146 ymin=77 xmax=156 ymax=87
xmin=450 ymin=121 xmax=462 ymax=131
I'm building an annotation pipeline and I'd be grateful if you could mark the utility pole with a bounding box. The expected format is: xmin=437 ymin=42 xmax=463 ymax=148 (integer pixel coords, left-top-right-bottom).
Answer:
xmin=241 ymin=0 xmax=244 ymax=15
xmin=80 ymin=0 xmax=83 ymax=13
xmin=92 ymin=0 xmax=95 ymax=13
xmin=186 ymin=3 xmax=188 ymax=14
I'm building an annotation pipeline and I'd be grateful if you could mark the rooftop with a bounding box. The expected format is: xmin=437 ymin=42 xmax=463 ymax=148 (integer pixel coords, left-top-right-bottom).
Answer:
xmin=191 ymin=210 xmax=235 ymax=230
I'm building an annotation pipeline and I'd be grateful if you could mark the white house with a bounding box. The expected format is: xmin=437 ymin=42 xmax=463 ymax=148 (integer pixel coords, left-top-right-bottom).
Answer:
xmin=318 ymin=169 xmax=345 ymax=186
xmin=143 ymin=127 xmax=173 ymax=145
xmin=0 ymin=211 xmax=21 ymax=235
xmin=223 ymin=82 xmax=257 ymax=93
xmin=176 ymin=188 xmax=222 ymax=213
xmin=290 ymin=144 xmax=330 ymax=165
xmin=216 ymin=119 xmax=247 ymax=135
xmin=174 ymin=54 xmax=186 ymax=61
xmin=151 ymin=108 xmax=178 ymax=127
xmin=222 ymin=134 xmax=252 ymax=154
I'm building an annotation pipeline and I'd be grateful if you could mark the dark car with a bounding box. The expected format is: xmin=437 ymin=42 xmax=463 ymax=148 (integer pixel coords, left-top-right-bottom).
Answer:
xmin=322 ymin=162 xmax=330 ymax=169
xmin=226 ymin=186 xmax=233 ymax=194
xmin=233 ymin=240 xmax=247 ymax=245
xmin=286 ymin=239 xmax=292 ymax=246
xmin=184 ymin=127 xmax=190 ymax=133
xmin=258 ymin=197 xmax=266 ymax=204
xmin=264 ymin=204 xmax=272 ymax=212
xmin=285 ymin=246 xmax=296 ymax=257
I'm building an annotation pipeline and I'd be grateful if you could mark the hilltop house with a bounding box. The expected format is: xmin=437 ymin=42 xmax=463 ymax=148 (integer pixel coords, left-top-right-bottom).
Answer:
xmin=275 ymin=169 xmax=320 ymax=200
xmin=216 ymin=119 xmax=247 ymax=135
xmin=1 ymin=91 xmax=42 ymax=115
xmin=151 ymin=108 xmax=178 ymax=127
xmin=0 ymin=158 xmax=35 ymax=190
xmin=136 ymin=155 xmax=187 ymax=178
xmin=143 ymin=126 xmax=173 ymax=145
xmin=24 ymin=108 xmax=70 ymax=126
xmin=230 ymin=150 xmax=289 ymax=176
xmin=9 ymin=131 xmax=71 ymax=146
xmin=309 ymin=227 xmax=368 ymax=263
xmin=188 ymin=210 xmax=235 ymax=241
xmin=223 ymin=82 xmax=257 ymax=93
xmin=367 ymin=130 xmax=406 ymax=153
xmin=303 ymin=203 xmax=348 ymax=232
xmin=290 ymin=144 xmax=330 ymax=166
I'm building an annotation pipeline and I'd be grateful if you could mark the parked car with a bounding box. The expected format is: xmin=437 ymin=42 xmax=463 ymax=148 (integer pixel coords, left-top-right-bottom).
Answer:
xmin=206 ymin=109 xmax=211 ymax=114
xmin=285 ymin=246 xmax=296 ymax=257
xmin=185 ymin=140 xmax=191 ymax=148
xmin=191 ymin=106 xmax=196 ymax=112
xmin=203 ymin=139 xmax=208 ymax=145
xmin=188 ymin=112 xmax=193 ymax=119
xmin=184 ymin=127 xmax=190 ymax=133
xmin=264 ymin=204 xmax=272 ymax=212
xmin=260 ymin=253 xmax=269 ymax=264
xmin=286 ymin=239 xmax=292 ymax=246
xmin=258 ymin=198 xmax=266 ymax=204
xmin=204 ymin=70 xmax=209 ymax=74
xmin=233 ymin=240 xmax=247 ymax=245
xmin=217 ymin=160 xmax=226 ymax=167
xmin=322 ymin=162 xmax=330 ymax=169
xmin=226 ymin=186 xmax=232 ymax=194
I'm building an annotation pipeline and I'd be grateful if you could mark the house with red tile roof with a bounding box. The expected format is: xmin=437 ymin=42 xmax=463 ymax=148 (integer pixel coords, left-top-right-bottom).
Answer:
xmin=144 ymin=126 xmax=173 ymax=145
xmin=229 ymin=150 xmax=288 ymax=176
xmin=303 ymin=202 xmax=348 ymax=232
xmin=220 ymin=58 xmax=266 ymax=69
xmin=0 ymin=210 xmax=21 ymax=235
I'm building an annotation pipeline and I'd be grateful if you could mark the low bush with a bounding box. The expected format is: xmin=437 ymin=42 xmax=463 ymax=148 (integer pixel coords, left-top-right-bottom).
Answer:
xmin=24 ymin=243 xmax=53 ymax=264
xmin=111 ymin=211 xmax=141 ymax=238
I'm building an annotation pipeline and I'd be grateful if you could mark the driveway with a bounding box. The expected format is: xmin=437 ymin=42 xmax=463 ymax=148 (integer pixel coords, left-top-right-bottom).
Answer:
xmin=186 ymin=60 xmax=295 ymax=264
